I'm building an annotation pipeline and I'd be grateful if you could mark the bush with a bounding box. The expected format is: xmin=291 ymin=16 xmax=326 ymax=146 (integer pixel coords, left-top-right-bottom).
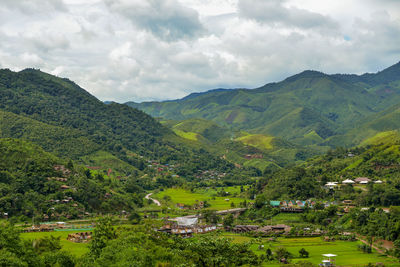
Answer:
xmin=299 ymin=248 xmax=309 ymax=258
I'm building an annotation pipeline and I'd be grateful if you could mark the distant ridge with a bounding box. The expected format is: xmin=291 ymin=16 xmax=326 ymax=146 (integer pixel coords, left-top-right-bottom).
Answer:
xmin=127 ymin=61 xmax=400 ymax=147
xmin=180 ymin=88 xmax=236 ymax=101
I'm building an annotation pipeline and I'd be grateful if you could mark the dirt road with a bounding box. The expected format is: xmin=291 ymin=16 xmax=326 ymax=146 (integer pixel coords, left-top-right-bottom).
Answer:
xmin=145 ymin=193 xmax=161 ymax=206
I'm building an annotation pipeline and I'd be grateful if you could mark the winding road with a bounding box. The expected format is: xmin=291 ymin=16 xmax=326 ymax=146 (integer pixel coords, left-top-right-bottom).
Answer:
xmin=145 ymin=193 xmax=161 ymax=206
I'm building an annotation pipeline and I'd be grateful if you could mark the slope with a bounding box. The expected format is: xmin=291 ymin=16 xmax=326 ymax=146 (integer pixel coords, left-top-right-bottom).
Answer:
xmin=0 ymin=138 xmax=144 ymax=218
xmin=162 ymin=118 xmax=328 ymax=171
xmin=0 ymin=68 xmax=236 ymax=177
xmin=325 ymin=102 xmax=400 ymax=147
xmin=127 ymin=63 xmax=400 ymax=146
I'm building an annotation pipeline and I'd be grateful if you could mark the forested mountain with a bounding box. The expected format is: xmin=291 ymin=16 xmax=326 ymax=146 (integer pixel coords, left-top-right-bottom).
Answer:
xmin=128 ymin=61 xmax=400 ymax=147
xmin=0 ymin=68 xmax=236 ymax=177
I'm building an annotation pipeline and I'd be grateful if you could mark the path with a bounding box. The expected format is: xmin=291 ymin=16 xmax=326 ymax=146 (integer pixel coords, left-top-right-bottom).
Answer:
xmin=357 ymin=235 xmax=393 ymax=258
xmin=145 ymin=193 xmax=161 ymax=206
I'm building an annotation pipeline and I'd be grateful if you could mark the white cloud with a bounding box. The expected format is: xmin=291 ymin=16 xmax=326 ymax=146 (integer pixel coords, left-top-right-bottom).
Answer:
xmin=0 ymin=0 xmax=67 ymax=14
xmin=238 ymin=0 xmax=338 ymax=30
xmin=104 ymin=0 xmax=205 ymax=41
xmin=0 ymin=0 xmax=399 ymax=102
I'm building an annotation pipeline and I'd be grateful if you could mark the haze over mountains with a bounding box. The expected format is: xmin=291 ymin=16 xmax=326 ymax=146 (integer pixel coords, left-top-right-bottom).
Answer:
xmin=127 ymin=61 xmax=400 ymax=148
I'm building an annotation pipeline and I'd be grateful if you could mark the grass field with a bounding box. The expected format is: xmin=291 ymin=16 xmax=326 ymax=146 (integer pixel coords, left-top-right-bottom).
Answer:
xmin=172 ymin=129 xmax=200 ymax=141
xmin=221 ymin=234 xmax=398 ymax=266
xmin=236 ymin=134 xmax=274 ymax=150
xmin=153 ymin=186 xmax=247 ymax=210
xmin=21 ymin=231 xmax=89 ymax=257
xmin=270 ymin=213 xmax=303 ymax=224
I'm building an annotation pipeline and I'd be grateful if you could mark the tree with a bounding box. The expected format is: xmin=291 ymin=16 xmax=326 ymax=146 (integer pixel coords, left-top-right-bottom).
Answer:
xmin=299 ymin=248 xmax=309 ymax=258
xmin=275 ymin=247 xmax=291 ymax=262
xmin=223 ymin=214 xmax=234 ymax=228
xmin=32 ymin=236 xmax=61 ymax=254
xmin=128 ymin=211 xmax=142 ymax=224
xmin=265 ymin=248 xmax=273 ymax=261
xmin=203 ymin=210 xmax=219 ymax=224
xmin=89 ymin=217 xmax=117 ymax=257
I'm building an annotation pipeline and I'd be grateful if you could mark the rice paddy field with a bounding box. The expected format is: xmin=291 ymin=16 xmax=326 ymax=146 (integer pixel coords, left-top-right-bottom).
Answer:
xmin=20 ymin=230 xmax=89 ymax=257
xmin=222 ymin=234 xmax=399 ymax=266
xmin=153 ymin=186 xmax=247 ymax=210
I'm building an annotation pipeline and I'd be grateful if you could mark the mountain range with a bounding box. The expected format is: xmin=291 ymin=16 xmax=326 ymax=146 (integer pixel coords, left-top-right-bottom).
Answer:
xmin=127 ymin=61 xmax=400 ymax=149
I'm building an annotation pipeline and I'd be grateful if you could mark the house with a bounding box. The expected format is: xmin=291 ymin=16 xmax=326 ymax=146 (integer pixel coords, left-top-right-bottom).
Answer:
xmin=158 ymin=221 xmax=216 ymax=237
xmin=355 ymin=177 xmax=371 ymax=184
xmin=67 ymin=232 xmax=92 ymax=243
xmin=176 ymin=203 xmax=185 ymax=209
xmin=255 ymin=224 xmax=291 ymax=235
xmin=230 ymin=225 xmax=259 ymax=233
xmin=325 ymin=182 xmax=338 ymax=189
xmin=280 ymin=201 xmax=288 ymax=207
xmin=374 ymin=180 xmax=383 ymax=184
xmin=342 ymin=179 xmax=355 ymax=184
xmin=269 ymin=201 xmax=281 ymax=207
xmin=296 ymin=200 xmax=306 ymax=207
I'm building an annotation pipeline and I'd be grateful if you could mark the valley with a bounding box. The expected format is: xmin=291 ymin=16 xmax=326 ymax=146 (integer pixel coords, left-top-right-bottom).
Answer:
xmin=1 ymin=63 xmax=400 ymax=266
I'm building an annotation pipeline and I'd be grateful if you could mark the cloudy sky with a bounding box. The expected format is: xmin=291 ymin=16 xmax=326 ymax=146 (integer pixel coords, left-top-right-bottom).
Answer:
xmin=1 ymin=0 xmax=400 ymax=102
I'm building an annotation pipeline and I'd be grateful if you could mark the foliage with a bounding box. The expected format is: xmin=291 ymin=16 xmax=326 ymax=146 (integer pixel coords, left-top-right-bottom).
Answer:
xmin=299 ymin=247 xmax=309 ymax=258
xmin=129 ymin=62 xmax=400 ymax=149
xmin=89 ymin=216 xmax=117 ymax=258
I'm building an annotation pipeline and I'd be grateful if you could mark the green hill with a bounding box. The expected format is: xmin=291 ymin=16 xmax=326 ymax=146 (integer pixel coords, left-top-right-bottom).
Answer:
xmin=0 ymin=138 xmax=145 ymax=219
xmin=161 ymin=118 xmax=328 ymax=171
xmin=325 ymin=102 xmax=400 ymax=147
xmin=0 ymin=68 xmax=237 ymax=178
xmin=261 ymin=130 xmax=400 ymax=202
xmin=128 ymin=62 xmax=400 ymax=147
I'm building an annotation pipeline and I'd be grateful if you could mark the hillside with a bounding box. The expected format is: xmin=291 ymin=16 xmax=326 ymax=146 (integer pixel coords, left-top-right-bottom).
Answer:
xmin=325 ymin=102 xmax=400 ymax=147
xmin=128 ymin=62 xmax=400 ymax=147
xmin=0 ymin=68 xmax=237 ymax=178
xmin=260 ymin=130 xmax=400 ymax=202
xmin=161 ymin=118 xmax=328 ymax=171
xmin=0 ymin=138 xmax=145 ymax=219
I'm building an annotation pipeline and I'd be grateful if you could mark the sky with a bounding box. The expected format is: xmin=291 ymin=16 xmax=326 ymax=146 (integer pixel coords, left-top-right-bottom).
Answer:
xmin=0 ymin=0 xmax=399 ymax=102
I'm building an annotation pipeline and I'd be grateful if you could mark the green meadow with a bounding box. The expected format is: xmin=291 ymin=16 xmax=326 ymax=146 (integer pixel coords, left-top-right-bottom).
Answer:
xmin=21 ymin=231 xmax=89 ymax=257
xmin=221 ymin=234 xmax=398 ymax=266
xmin=270 ymin=213 xmax=303 ymax=224
xmin=153 ymin=186 xmax=247 ymax=210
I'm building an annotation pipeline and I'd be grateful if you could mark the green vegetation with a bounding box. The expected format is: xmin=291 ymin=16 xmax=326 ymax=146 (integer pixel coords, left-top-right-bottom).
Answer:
xmin=162 ymin=118 xmax=327 ymax=171
xmin=258 ymin=132 xmax=400 ymax=204
xmin=0 ymin=138 xmax=147 ymax=220
xmin=263 ymin=237 xmax=397 ymax=266
xmin=220 ymin=234 xmax=399 ymax=266
xmin=1 ymin=221 xmax=262 ymax=266
xmin=1 ymin=63 xmax=400 ymax=266
xmin=0 ymin=68 xmax=240 ymax=181
xmin=129 ymin=61 xmax=400 ymax=150
xmin=21 ymin=231 xmax=89 ymax=257
xmin=173 ymin=129 xmax=200 ymax=141
xmin=154 ymin=187 xmax=246 ymax=210
xmin=236 ymin=134 xmax=274 ymax=150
